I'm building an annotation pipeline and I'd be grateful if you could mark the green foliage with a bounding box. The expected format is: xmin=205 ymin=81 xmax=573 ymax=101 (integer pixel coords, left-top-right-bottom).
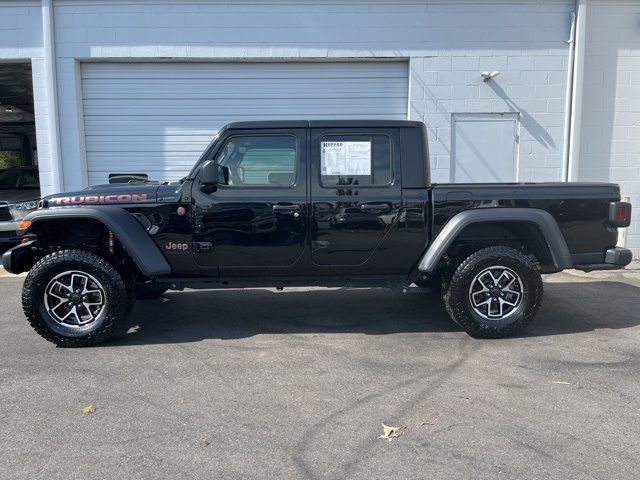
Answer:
xmin=0 ymin=151 xmax=22 ymax=169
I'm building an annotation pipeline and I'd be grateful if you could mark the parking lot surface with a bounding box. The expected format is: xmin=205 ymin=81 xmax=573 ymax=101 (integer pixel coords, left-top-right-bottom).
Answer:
xmin=1 ymin=269 xmax=639 ymax=480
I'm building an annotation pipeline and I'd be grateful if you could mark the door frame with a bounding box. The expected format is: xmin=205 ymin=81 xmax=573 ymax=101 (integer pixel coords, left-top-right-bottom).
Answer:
xmin=450 ymin=112 xmax=521 ymax=183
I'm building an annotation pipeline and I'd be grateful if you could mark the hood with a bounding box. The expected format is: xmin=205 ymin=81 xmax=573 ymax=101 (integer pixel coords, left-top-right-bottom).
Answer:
xmin=44 ymin=183 xmax=161 ymax=207
xmin=0 ymin=188 xmax=41 ymax=204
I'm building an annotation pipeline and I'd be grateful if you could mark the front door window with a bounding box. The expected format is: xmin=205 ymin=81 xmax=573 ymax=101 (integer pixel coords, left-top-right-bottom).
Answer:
xmin=216 ymin=135 xmax=297 ymax=187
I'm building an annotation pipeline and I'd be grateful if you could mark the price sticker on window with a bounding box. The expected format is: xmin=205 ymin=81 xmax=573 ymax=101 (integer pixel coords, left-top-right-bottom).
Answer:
xmin=321 ymin=141 xmax=371 ymax=176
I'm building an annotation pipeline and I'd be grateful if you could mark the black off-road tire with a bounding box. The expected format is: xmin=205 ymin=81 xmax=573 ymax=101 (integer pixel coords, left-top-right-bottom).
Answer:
xmin=22 ymin=249 xmax=130 ymax=347
xmin=443 ymin=246 xmax=543 ymax=338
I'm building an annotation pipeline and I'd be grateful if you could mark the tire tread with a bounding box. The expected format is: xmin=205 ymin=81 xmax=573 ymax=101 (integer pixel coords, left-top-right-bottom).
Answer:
xmin=22 ymin=249 xmax=129 ymax=347
xmin=443 ymin=246 xmax=543 ymax=338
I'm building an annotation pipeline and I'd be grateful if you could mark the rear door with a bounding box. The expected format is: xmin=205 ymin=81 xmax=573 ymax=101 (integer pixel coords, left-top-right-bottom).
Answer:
xmin=309 ymin=127 xmax=402 ymax=267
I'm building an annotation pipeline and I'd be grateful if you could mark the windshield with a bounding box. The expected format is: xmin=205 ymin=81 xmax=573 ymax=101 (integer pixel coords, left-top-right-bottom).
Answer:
xmin=186 ymin=132 xmax=222 ymax=179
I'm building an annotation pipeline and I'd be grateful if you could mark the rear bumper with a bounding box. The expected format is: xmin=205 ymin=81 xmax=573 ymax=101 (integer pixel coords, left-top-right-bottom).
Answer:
xmin=573 ymin=247 xmax=633 ymax=272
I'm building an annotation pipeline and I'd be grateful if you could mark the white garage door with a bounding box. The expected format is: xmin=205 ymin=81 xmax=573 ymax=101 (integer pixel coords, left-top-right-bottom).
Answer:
xmin=80 ymin=61 xmax=408 ymax=185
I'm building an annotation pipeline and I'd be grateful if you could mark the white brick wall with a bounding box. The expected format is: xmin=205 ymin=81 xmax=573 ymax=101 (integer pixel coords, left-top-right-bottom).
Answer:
xmin=47 ymin=0 xmax=572 ymax=190
xmin=0 ymin=1 xmax=42 ymax=59
xmin=579 ymin=1 xmax=640 ymax=257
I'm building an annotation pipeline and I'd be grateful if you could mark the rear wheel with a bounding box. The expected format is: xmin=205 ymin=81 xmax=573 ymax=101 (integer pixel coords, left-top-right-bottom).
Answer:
xmin=22 ymin=249 xmax=130 ymax=347
xmin=443 ymin=246 xmax=543 ymax=338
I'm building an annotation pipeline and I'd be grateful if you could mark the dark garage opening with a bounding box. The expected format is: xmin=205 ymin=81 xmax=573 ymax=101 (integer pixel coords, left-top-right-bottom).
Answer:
xmin=0 ymin=62 xmax=39 ymax=250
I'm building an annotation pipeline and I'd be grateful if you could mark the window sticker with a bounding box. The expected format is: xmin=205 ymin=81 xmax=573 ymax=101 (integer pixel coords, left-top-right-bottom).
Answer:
xmin=321 ymin=141 xmax=372 ymax=176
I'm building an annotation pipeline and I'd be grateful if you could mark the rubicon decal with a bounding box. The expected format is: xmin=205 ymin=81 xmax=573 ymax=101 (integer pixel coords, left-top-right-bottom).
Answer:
xmin=49 ymin=194 xmax=148 ymax=205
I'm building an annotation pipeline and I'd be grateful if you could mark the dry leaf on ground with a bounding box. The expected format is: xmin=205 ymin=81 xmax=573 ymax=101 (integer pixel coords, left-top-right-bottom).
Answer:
xmin=82 ymin=405 xmax=96 ymax=414
xmin=379 ymin=423 xmax=406 ymax=441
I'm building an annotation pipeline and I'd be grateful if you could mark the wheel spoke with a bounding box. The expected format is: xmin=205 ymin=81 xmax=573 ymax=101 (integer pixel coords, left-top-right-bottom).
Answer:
xmin=78 ymin=304 xmax=95 ymax=324
xmin=51 ymin=301 xmax=69 ymax=314
xmin=474 ymin=297 xmax=492 ymax=309
xmin=500 ymin=297 xmax=518 ymax=307
xmin=496 ymin=270 xmax=510 ymax=285
xmin=53 ymin=280 xmax=72 ymax=293
xmin=48 ymin=292 xmax=68 ymax=303
xmin=59 ymin=305 xmax=79 ymax=325
xmin=71 ymin=274 xmax=88 ymax=293
xmin=476 ymin=276 xmax=489 ymax=291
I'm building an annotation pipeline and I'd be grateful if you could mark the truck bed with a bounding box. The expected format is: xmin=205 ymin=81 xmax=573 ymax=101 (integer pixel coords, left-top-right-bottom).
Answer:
xmin=431 ymin=182 xmax=621 ymax=263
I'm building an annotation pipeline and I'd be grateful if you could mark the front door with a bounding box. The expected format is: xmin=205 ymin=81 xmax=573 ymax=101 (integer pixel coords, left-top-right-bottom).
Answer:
xmin=309 ymin=127 xmax=402 ymax=267
xmin=191 ymin=129 xmax=307 ymax=274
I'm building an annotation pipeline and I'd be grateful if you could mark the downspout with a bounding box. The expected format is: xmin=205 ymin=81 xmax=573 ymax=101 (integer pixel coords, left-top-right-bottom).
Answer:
xmin=565 ymin=0 xmax=587 ymax=182
xmin=42 ymin=0 xmax=64 ymax=192
xmin=561 ymin=11 xmax=576 ymax=182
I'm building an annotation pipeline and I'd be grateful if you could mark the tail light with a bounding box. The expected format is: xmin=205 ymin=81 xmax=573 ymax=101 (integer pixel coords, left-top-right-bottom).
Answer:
xmin=609 ymin=202 xmax=632 ymax=228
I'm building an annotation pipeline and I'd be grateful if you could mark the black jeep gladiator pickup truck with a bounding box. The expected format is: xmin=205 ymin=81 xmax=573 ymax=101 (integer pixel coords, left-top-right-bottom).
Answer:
xmin=2 ymin=120 xmax=633 ymax=347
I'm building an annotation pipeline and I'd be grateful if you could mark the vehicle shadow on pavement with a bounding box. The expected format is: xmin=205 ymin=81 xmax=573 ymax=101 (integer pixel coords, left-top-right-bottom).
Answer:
xmin=106 ymin=281 xmax=640 ymax=346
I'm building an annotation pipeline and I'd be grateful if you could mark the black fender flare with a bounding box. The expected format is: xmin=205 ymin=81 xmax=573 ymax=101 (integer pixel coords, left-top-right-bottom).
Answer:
xmin=417 ymin=208 xmax=573 ymax=272
xmin=23 ymin=206 xmax=172 ymax=277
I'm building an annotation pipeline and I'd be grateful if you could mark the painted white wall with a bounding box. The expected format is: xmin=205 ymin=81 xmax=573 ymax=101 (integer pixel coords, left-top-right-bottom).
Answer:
xmin=579 ymin=0 xmax=640 ymax=257
xmin=48 ymin=0 xmax=572 ymax=191
xmin=0 ymin=0 xmax=574 ymax=192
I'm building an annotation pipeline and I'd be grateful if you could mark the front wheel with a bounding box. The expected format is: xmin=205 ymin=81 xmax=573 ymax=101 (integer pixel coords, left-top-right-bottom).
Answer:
xmin=443 ymin=246 xmax=543 ymax=338
xmin=22 ymin=249 xmax=130 ymax=347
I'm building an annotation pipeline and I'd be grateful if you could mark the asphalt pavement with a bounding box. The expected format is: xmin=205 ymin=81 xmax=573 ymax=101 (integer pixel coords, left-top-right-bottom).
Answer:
xmin=1 ymin=269 xmax=639 ymax=480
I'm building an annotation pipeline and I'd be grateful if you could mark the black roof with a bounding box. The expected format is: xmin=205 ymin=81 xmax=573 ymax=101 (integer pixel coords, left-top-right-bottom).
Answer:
xmin=225 ymin=120 xmax=423 ymax=129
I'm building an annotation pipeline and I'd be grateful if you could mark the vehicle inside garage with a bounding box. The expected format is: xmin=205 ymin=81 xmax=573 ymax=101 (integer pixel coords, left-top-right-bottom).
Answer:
xmin=0 ymin=62 xmax=40 ymax=249
xmin=0 ymin=63 xmax=36 ymax=168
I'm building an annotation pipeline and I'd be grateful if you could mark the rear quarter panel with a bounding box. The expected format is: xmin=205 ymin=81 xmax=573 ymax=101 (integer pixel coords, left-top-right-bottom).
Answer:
xmin=432 ymin=183 xmax=620 ymax=255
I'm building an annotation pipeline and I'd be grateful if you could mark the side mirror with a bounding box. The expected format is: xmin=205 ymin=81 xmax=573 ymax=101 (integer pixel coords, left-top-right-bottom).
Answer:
xmin=200 ymin=160 xmax=219 ymax=186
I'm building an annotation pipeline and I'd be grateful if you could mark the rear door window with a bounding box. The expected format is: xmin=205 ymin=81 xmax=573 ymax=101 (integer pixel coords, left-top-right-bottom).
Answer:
xmin=319 ymin=134 xmax=392 ymax=187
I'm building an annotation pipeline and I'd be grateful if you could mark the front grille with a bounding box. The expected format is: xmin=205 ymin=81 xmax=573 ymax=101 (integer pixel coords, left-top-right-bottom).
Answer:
xmin=0 ymin=203 xmax=13 ymax=222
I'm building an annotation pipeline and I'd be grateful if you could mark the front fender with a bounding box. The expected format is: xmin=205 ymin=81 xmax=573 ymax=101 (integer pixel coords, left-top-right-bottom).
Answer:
xmin=23 ymin=206 xmax=172 ymax=277
xmin=418 ymin=208 xmax=573 ymax=272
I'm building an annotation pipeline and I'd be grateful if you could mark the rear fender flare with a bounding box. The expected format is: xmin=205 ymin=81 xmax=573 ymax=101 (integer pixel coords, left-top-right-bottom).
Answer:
xmin=24 ymin=206 xmax=171 ymax=277
xmin=417 ymin=208 xmax=573 ymax=272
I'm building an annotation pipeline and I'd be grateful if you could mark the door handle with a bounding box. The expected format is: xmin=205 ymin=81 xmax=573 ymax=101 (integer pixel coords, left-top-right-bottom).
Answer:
xmin=360 ymin=203 xmax=391 ymax=213
xmin=195 ymin=242 xmax=212 ymax=253
xmin=273 ymin=203 xmax=302 ymax=212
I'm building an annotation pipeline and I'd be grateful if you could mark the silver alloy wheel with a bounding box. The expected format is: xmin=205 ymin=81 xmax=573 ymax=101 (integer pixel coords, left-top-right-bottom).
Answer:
xmin=44 ymin=270 xmax=106 ymax=327
xmin=468 ymin=265 xmax=523 ymax=320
